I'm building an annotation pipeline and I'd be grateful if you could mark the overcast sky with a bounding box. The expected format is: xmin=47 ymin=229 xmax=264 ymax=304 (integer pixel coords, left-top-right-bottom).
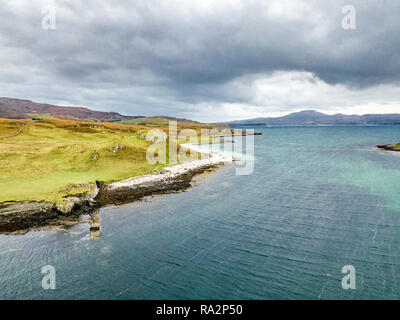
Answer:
xmin=0 ymin=0 xmax=399 ymax=122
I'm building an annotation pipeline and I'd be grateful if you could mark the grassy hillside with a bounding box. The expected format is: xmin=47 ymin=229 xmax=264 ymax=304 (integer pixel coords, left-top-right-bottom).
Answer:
xmin=0 ymin=118 xmax=202 ymax=204
xmin=0 ymin=97 xmax=140 ymax=122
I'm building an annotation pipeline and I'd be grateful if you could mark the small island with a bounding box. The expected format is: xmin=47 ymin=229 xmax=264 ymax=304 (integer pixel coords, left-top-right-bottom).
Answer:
xmin=376 ymin=143 xmax=400 ymax=152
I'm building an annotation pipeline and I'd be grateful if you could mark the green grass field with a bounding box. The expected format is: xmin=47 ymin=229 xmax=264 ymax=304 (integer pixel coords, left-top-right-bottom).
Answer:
xmin=0 ymin=122 xmax=24 ymax=137
xmin=0 ymin=117 xmax=231 ymax=204
xmin=0 ymin=118 xmax=176 ymax=204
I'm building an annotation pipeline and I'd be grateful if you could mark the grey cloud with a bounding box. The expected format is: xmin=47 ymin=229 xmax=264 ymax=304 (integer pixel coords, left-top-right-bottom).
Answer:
xmin=0 ymin=0 xmax=399 ymax=121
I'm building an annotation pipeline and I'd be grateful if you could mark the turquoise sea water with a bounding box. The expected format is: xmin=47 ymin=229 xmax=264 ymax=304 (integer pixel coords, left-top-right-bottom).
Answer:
xmin=1 ymin=125 xmax=400 ymax=299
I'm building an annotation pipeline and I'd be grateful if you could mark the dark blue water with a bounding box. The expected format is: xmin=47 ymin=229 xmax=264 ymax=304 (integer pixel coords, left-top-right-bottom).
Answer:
xmin=1 ymin=126 xmax=400 ymax=299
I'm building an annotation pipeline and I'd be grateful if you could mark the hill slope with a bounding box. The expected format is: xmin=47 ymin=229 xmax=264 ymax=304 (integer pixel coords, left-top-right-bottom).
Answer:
xmin=0 ymin=97 xmax=203 ymax=124
xmin=0 ymin=97 xmax=142 ymax=122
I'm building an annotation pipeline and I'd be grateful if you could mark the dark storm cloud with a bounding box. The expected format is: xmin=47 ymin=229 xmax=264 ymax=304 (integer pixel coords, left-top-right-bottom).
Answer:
xmin=0 ymin=0 xmax=399 ymax=120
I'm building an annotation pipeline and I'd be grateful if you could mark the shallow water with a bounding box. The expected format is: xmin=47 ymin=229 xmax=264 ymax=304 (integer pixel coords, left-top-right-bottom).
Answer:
xmin=1 ymin=125 xmax=400 ymax=299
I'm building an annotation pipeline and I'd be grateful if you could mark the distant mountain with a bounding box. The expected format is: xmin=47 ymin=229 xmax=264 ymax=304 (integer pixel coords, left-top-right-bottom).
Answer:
xmin=223 ymin=110 xmax=400 ymax=125
xmin=0 ymin=97 xmax=142 ymax=122
xmin=0 ymin=97 xmax=202 ymax=124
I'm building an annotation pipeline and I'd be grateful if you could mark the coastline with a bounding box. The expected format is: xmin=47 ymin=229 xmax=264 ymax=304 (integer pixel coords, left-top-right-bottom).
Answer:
xmin=376 ymin=144 xmax=400 ymax=152
xmin=0 ymin=143 xmax=233 ymax=234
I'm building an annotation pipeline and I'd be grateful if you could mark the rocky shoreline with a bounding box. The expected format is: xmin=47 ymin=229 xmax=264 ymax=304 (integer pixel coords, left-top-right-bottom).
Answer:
xmin=0 ymin=147 xmax=232 ymax=235
xmin=376 ymin=144 xmax=400 ymax=152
